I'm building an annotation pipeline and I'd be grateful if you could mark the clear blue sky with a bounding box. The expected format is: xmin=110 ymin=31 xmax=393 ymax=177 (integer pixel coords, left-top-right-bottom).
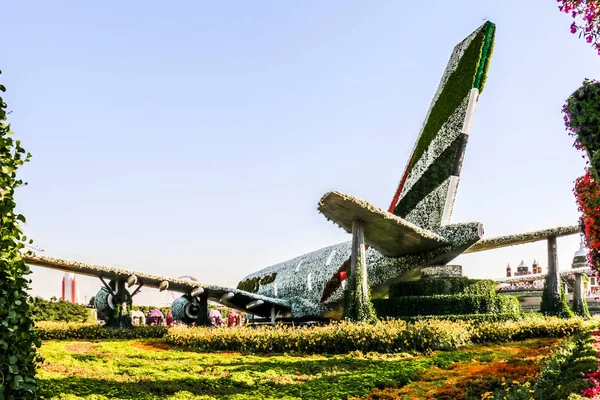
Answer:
xmin=2 ymin=1 xmax=599 ymax=306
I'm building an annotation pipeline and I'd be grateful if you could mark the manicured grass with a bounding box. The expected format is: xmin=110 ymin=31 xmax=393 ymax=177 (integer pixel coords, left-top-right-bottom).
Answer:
xmin=38 ymin=338 xmax=559 ymax=400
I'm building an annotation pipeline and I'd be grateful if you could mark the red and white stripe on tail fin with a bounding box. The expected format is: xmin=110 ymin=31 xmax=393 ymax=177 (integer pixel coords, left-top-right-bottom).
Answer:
xmin=388 ymin=21 xmax=495 ymax=230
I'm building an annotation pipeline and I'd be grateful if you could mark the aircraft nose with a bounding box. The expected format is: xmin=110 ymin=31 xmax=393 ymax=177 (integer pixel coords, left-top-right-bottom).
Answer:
xmin=477 ymin=223 xmax=485 ymax=238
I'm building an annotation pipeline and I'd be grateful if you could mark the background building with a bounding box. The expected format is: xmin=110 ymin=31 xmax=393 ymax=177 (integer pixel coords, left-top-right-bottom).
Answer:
xmin=61 ymin=272 xmax=80 ymax=304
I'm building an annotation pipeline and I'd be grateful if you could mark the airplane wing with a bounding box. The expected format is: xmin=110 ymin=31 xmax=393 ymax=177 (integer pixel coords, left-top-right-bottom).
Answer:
xmin=318 ymin=191 xmax=449 ymax=257
xmin=24 ymin=253 xmax=289 ymax=317
xmin=464 ymin=225 xmax=581 ymax=253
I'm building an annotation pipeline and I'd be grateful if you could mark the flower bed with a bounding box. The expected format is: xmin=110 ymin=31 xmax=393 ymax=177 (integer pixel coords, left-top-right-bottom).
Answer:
xmin=581 ymin=329 xmax=600 ymax=399
xmin=487 ymin=329 xmax=598 ymax=399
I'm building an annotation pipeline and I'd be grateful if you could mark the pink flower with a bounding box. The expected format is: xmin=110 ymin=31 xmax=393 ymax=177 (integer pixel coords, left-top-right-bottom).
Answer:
xmin=571 ymin=22 xmax=578 ymax=33
xmin=587 ymin=35 xmax=594 ymax=43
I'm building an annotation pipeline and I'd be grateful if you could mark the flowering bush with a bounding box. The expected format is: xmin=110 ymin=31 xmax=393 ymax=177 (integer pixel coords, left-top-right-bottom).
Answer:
xmin=564 ymin=79 xmax=600 ymax=274
xmin=575 ymin=171 xmax=600 ymax=272
xmin=558 ymin=0 xmax=600 ymax=54
xmin=563 ymin=79 xmax=600 ymax=174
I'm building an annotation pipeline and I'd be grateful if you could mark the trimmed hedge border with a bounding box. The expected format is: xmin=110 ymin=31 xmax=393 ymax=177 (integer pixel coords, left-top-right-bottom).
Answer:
xmin=399 ymin=312 xmax=522 ymax=323
xmin=372 ymin=294 xmax=520 ymax=317
xmin=37 ymin=317 xmax=591 ymax=356
xmin=164 ymin=317 xmax=588 ymax=355
xmin=389 ymin=277 xmax=496 ymax=297
xmin=36 ymin=322 xmax=167 ymax=340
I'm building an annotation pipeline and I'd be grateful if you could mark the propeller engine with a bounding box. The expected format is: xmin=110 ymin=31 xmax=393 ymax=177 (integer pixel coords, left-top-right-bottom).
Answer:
xmin=94 ymin=281 xmax=132 ymax=326
xmin=171 ymin=294 xmax=202 ymax=324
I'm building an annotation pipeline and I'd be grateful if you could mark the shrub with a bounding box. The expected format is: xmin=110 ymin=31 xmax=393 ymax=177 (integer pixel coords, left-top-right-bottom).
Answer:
xmin=400 ymin=312 xmax=522 ymax=323
xmin=30 ymin=296 xmax=93 ymax=323
xmin=164 ymin=319 xmax=471 ymax=354
xmin=471 ymin=317 xmax=586 ymax=344
xmin=389 ymin=277 xmax=496 ymax=297
xmin=36 ymin=322 xmax=167 ymax=340
xmin=373 ymin=293 xmax=520 ymax=318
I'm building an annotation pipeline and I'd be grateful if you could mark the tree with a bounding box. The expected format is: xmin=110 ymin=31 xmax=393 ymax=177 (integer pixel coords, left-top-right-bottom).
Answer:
xmin=88 ymin=295 xmax=96 ymax=307
xmin=29 ymin=296 xmax=92 ymax=323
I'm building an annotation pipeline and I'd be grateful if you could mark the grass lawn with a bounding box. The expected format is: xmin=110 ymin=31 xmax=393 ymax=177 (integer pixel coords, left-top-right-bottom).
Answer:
xmin=38 ymin=338 xmax=558 ymax=400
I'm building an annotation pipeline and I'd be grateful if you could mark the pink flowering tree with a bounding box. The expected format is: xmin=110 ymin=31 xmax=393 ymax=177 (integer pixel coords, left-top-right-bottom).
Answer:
xmin=558 ymin=0 xmax=600 ymax=54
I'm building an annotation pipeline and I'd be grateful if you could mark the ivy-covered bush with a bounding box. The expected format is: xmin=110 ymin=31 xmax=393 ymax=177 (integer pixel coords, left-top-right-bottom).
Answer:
xmin=0 ymin=71 xmax=39 ymax=399
xmin=342 ymin=246 xmax=378 ymax=324
xmin=541 ymin=274 xmax=575 ymax=319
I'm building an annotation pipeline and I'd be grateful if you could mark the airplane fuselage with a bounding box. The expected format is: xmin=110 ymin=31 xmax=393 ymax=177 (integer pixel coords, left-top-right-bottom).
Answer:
xmin=238 ymin=222 xmax=484 ymax=319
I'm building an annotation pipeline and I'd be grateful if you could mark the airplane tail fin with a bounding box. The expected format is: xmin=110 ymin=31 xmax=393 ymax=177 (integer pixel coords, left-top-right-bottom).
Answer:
xmin=388 ymin=21 xmax=496 ymax=231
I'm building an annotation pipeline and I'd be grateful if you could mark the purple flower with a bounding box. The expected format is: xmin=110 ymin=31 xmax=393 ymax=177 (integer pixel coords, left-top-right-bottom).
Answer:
xmin=587 ymin=35 xmax=593 ymax=43
xmin=571 ymin=22 xmax=578 ymax=34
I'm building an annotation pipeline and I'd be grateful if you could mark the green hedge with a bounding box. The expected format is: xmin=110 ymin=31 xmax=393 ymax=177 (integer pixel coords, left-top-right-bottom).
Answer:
xmin=37 ymin=317 xmax=591 ymax=356
xmin=164 ymin=317 xmax=588 ymax=355
xmin=165 ymin=319 xmax=472 ymax=354
xmin=30 ymin=297 xmax=93 ymax=323
xmin=470 ymin=317 xmax=586 ymax=344
xmin=399 ymin=312 xmax=522 ymax=324
xmin=373 ymin=293 xmax=520 ymax=317
xmin=389 ymin=277 xmax=496 ymax=297
xmin=36 ymin=322 xmax=167 ymax=340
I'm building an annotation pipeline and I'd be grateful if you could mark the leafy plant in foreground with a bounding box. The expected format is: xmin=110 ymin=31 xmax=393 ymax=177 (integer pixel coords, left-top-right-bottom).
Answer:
xmin=0 ymin=71 xmax=39 ymax=399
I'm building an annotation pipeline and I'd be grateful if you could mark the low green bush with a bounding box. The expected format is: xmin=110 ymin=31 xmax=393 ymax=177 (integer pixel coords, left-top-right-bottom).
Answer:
xmin=36 ymin=322 xmax=167 ymax=340
xmin=389 ymin=277 xmax=496 ymax=297
xmin=471 ymin=317 xmax=586 ymax=344
xmin=164 ymin=317 xmax=588 ymax=355
xmin=37 ymin=317 xmax=591 ymax=356
xmin=373 ymin=293 xmax=520 ymax=317
xmin=30 ymin=297 xmax=94 ymax=323
xmin=165 ymin=319 xmax=472 ymax=354
xmin=400 ymin=312 xmax=522 ymax=323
